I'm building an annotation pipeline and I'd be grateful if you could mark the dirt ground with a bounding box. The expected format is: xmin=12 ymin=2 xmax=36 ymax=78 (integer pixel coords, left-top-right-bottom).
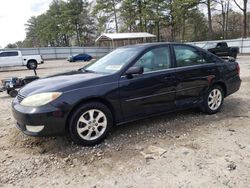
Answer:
xmin=0 ymin=57 xmax=250 ymax=188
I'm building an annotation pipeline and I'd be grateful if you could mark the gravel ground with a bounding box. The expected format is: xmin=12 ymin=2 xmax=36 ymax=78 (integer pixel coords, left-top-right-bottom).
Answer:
xmin=0 ymin=57 xmax=250 ymax=188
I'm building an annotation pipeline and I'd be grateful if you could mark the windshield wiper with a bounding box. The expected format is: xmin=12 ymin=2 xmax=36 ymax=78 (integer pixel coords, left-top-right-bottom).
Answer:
xmin=80 ymin=68 xmax=96 ymax=73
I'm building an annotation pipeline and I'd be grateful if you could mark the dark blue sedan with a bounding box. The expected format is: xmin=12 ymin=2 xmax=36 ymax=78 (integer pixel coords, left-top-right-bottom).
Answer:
xmin=13 ymin=43 xmax=241 ymax=146
xmin=67 ymin=53 xmax=92 ymax=62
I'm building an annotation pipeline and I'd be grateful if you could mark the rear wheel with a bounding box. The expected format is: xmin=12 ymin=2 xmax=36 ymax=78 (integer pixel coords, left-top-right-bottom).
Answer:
xmin=68 ymin=102 xmax=113 ymax=146
xmin=232 ymin=51 xmax=237 ymax=59
xmin=202 ymin=85 xmax=224 ymax=114
xmin=27 ymin=60 xmax=37 ymax=70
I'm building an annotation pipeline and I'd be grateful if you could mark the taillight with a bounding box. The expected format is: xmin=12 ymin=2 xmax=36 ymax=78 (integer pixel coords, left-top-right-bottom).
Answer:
xmin=236 ymin=64 xmax=240 ymax=75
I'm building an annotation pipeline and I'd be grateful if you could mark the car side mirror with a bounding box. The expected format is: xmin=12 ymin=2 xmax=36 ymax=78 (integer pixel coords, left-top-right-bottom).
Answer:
xmin=125 ymin=66 xmax=143 ymax=78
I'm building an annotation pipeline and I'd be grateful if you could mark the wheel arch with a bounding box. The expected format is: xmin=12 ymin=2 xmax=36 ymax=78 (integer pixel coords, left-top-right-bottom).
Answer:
xmin=27 ymin=59 xmax=38 ymax=64
xmin=230 ymin=48 xmax=237 ymax=53
xmin=65 ymin=97 xmax=116 ymax=131
xmin=213 ymin=81 xmax=227 ymax=97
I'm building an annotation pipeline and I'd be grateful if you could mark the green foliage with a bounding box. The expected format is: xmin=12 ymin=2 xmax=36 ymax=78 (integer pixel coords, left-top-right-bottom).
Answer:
xmin=93 ymin=0 xmax=121 ymax=32
xmin=17 ymin=0 xmax=249 ymax=48
xmin=5 ymin=43 xmax=17 ymax=48
xmin=24 ymin=0 xmax=95 ymax=47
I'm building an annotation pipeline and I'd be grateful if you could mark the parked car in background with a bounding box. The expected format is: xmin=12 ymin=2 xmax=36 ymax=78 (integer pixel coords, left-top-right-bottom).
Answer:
xmin=12 ymin=43 xmax=241 ymax=146
xmin=67 ymin=53 xmax=92 ymax=62
xmin=0 ymin=51 xmax=43 ymax=69
xmin=203 ymin=42 xmax=239 ymax=59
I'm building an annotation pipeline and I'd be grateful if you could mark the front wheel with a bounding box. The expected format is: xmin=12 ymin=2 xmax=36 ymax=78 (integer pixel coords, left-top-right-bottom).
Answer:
xmin=202 ymin=85 xmax=224 ymax=114
xmin=68 ymin=102 xmax=113 ymax=146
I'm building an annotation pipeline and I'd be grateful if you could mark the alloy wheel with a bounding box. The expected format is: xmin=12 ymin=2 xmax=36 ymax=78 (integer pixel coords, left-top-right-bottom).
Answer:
xmin=76 ymin=109 xmax=107 ymax=141
xmin=208 ymin=89 xmax=222 ymax=111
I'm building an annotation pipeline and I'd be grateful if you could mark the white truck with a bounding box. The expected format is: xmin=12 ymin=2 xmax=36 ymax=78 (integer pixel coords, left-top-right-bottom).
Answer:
xmin=0 ymin=50 xmax=44 ymax=70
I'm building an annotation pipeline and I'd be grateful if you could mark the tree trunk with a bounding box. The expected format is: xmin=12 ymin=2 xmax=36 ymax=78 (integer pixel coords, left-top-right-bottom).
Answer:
xmin=112 ymin=0 xmax=119 ymax=33
xmin=220 ymin=0 xmax=226 ymax=39
xmin=138 ymin=0 xmax=143 ymax=32
xmin=243 ymin=7 xmax=247 ymax=38
xmin=144 ymin=19 xmax=147 ymax=32
xmin=225 ymin=2 xmax=229 ymax=39
xmin=182 ymin=17 xmax=186 ymax=42
xmin=222 ymin=12 xmax=225 ymax=39
xmin=75 ymin=22 xmax=80 ymax=46
xmin=207 ymin=0 xmax=213 ymax=40
xmin=169 ymin=0 xmax=175 ymax=41
xmin=157 ymin=21 xmax=160 ymax=42
xmin=233 ymin=0 xmax=248 ymax=38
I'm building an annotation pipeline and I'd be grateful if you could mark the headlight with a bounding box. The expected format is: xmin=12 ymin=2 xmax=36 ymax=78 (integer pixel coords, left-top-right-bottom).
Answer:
xmin=20 ymin=92 xmax=62 ymax=107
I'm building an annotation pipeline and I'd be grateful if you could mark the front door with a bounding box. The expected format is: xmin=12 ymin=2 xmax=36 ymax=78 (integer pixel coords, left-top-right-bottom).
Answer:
xmin=119 ymin=46 xmax=177 ymax=121
xmin=0 ymin=51 xmax=21 ymax=67
xmin=0 ymin=52 xmax=10 ymax=66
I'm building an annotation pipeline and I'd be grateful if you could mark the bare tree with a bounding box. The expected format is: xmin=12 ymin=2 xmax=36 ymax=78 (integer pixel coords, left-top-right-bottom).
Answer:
xmin=200 ymin=0 xmax=215 ymax=39
xmin=233 ymin=0 xmax=248 ymax=38
xmin=213 ymin=0 xmax=230 ymax=39
xmin=207 ymin=0 xmax=214 ymax=39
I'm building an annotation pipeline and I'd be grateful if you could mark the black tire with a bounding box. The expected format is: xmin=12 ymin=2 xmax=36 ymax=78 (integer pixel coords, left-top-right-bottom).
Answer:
xmin=68 ymin=102 xmax=113 ymax=146
xmin=202 ymin=85 xmax=224 ymax=114
xmin=27 ymin=60 xmax=38 ymax=70
xmin=231 ymin=51 xmax=237 ymax=59
xmin=9 ymin=89 xmax=18 ymax=98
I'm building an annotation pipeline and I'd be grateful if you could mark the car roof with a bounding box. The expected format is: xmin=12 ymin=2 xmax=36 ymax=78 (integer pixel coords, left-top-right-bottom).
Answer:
xmin=119 ymin=42 xmax=196 ymax=50
xmin=0 ymin=50 xmax=19 ymax=52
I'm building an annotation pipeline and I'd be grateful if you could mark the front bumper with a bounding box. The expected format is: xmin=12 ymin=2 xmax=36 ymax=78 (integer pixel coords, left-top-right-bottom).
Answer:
xmin=12 ymin=100 xmax=67 ymax=136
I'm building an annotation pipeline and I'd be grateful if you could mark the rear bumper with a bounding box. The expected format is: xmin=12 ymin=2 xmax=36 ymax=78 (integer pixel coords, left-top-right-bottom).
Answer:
xmin=226 ymin=75 xmax=241 ymax=97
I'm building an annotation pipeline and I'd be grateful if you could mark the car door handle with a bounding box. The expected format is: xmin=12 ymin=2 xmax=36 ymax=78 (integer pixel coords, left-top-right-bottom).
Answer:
xmin=163 ymin=75 xmax=175 ymax=80
xmin=206 ymin=69 xmax=216 ymax=73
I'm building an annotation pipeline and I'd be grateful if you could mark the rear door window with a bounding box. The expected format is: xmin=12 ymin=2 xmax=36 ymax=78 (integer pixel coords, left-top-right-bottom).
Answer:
xmin=174 ymin=45 xmax=209 ymax=67
xmin=7 ymin=52 xmax=18 ymax=56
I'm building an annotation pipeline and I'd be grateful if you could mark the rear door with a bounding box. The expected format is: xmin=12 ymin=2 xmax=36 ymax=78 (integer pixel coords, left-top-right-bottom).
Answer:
xmin=172 ymin=44 xmax=218 ymax=108
xmin=119 ymin=45 xmax=177 ymax=121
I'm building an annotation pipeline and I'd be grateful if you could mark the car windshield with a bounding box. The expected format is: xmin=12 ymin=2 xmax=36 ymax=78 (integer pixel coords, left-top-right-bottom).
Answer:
xmin=83 ymin=48 xmax=139 ymax=74
xmin=203 ymin=43 xmax=216 ymax=49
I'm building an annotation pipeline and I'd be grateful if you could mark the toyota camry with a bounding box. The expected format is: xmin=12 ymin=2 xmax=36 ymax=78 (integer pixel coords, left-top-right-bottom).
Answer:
xmin=12 ymin=43 xmax=241 ymax=146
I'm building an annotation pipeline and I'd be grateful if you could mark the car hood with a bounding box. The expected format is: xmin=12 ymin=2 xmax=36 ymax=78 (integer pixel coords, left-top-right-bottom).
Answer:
xmin=19 ymin=71 xmax=106 ymax=96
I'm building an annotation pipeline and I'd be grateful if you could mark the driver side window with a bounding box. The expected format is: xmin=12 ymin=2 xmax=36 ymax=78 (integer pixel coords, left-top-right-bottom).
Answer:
xmin=134 ymin=47 xmax=170 ymax=73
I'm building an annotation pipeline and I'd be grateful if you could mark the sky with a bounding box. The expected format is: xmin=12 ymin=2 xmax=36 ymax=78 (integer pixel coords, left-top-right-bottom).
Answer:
xmin=0 ymin=0 xmax=52 ymax=48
